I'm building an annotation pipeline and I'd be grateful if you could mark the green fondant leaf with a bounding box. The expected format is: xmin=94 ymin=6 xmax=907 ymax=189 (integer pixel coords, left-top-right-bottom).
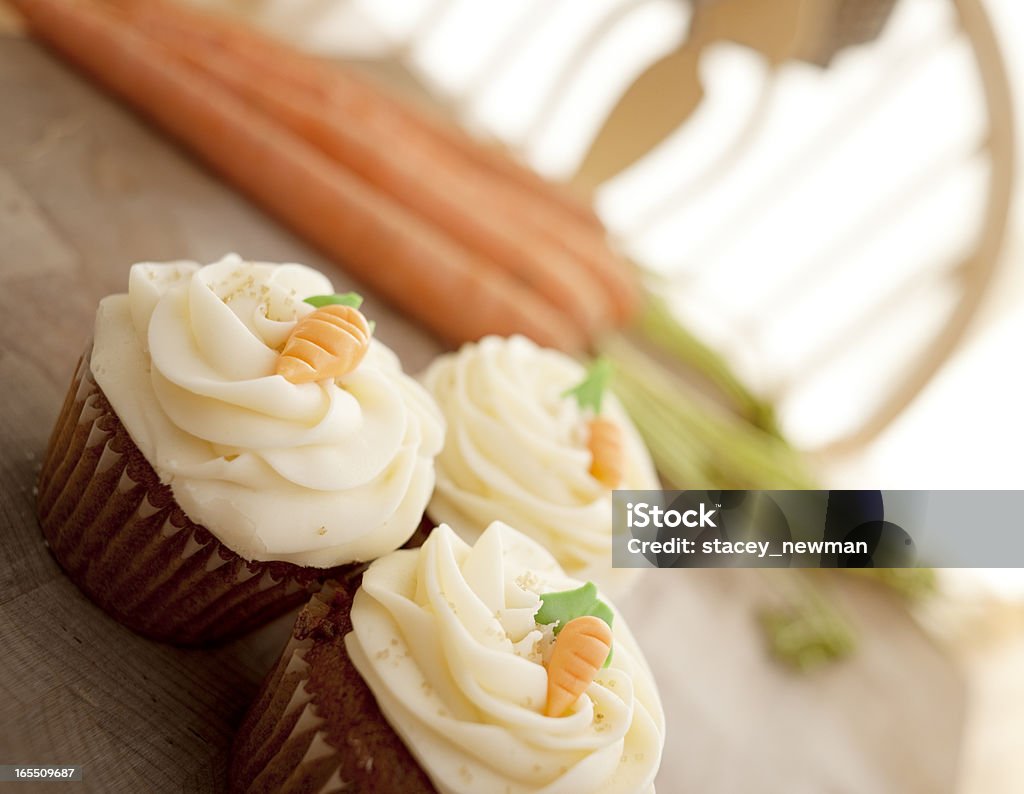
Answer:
xmin=562 ymin=357 xmax=613 ymax=413
xmin=536 ymin=582 xmax=598 ymax=629
xmin=304 ymin=292 xmax=364 ymax=309
xmin=536 ymin=582 xmax=615 ymax=667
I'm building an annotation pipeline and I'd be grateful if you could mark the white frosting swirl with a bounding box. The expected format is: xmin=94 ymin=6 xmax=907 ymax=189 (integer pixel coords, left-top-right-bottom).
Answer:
xmin=346 ymin=522 xmax=664 ymax=794
xmin=421 ymin=336 xmax=659 ymax=593
xmin=90 ymin=254 xmax=444 ymax=567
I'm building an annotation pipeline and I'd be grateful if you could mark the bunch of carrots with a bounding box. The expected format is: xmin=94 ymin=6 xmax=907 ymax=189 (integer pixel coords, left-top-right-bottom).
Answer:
xmin=11 ymin=0 xmax=813 ymax=491
xmin=12 ymin=0 xmax=628 ymax=352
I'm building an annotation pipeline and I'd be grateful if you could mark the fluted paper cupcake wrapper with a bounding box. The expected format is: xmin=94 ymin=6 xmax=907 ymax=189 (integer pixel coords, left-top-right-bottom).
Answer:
xmin=230 ymin=585 xmax=436 ymax=794
xmin=230 ymin=601 xmax=337 ymax=794
xmin=37 ymin=348 xmax=346 ymax=646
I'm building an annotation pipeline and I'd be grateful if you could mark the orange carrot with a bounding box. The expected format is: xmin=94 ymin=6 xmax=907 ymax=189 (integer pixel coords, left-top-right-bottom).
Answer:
xmin=276 ymin=305 xmax=371 ymax=384
xmin=100 ymin=0 xmax=641 ymax=323
xmin=587 ymin=416 xmax=624 ymax=488
xmin=102 ymin=0 xmax=604 ymax=231
xmin=11 ymin=0 xmax=585 ymax=351
xmin=545 ymin=615 xmax=614 ymax=717
xmin=116 ymin=30 xmax=613 ymax=335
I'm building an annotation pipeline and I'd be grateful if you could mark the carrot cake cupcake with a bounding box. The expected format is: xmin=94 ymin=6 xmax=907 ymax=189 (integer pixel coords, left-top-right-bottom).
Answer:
xmin=421 ymin=335 xmax=659 ymax=593
xmin=37 ymin=253 xmax=444 ymax=644
xmin=230 ymin=521 xmax=665 ymax=793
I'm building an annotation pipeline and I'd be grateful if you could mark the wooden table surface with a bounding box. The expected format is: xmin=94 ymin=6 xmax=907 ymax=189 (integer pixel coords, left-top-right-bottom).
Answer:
xmin=0 ymin=36 xmax=966 ymax=793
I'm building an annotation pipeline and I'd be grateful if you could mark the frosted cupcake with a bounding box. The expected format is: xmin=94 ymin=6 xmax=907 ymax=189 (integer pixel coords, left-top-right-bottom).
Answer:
xmin=421 ymin=335 xmax=659 ymax=593
xmin=37 ymin=254 xmax=444 ymax=644
xmin=230 ymin=521 xmax=665 ymax=793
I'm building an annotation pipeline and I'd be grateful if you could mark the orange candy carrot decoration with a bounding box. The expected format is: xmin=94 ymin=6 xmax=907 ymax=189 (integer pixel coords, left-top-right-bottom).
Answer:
xmin=563 ymin=359 xmax=625 ymax=488
xmin=587 ymin=416 xmax=624 ymax=489
xmin=276 ymin=304 xmax=371 ymax=384
xmin=544 ymin=615 xmax=614 ymax=717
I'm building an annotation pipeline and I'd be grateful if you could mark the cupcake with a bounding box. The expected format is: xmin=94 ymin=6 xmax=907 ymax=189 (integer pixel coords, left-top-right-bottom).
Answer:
xmin=231 ymin=521 xmax=665 ymax=793
xmin=37 ymin=254 xmax=444 ymax=644
xmin=420 ymin=335 xmax=659 ymax=593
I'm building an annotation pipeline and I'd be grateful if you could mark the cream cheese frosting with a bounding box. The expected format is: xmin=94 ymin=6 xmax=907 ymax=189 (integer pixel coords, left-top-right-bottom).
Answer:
xmin=90 ymin=254 xmax=445 ymax=567
xmin=346 ymin=522 xmax=665 ymax=794
xmin=421 ymin=336 xmax=659 ymax=592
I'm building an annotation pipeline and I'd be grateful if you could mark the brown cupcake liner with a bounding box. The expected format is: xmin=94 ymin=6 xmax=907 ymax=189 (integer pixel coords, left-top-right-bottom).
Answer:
xmin=37 ymin=347 xmax=352 ymax=646
xmin=230 ymin=585 xmax=436 ymax=794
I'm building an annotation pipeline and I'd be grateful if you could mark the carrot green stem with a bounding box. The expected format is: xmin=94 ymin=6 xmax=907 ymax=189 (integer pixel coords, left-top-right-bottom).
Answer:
xmin=600 ymin=335 xmax=814 ymax=488
xmin=759 ymin=571 xmax=857 ymax=671
xmin=635 ymin=293 xmax=781 ymax=436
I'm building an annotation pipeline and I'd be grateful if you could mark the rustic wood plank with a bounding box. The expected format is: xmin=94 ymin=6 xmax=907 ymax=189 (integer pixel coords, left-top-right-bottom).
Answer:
xmin=0 ymin=34 xmax=965 ymax=794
